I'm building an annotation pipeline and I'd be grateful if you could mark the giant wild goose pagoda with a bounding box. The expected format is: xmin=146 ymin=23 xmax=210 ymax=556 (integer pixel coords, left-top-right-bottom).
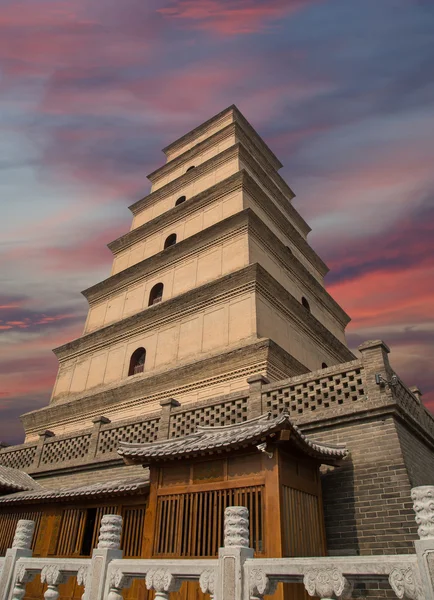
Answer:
xmin=1 ymin=106 xmax=433 ymax=600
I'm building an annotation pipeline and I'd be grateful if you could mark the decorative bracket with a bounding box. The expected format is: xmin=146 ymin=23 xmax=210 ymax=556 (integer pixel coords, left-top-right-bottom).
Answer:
xmin=249 ymin=569 xmax=278 ymax=599
xmin=199 ymin=569 xmax=216 ymax=600
xmin=303 ymin=568 xmax=353 ymax=599
xmin=146 ymin=568 xmax=181 ymax=600
xmin=389 ymin=567 xmax=422 ymax=600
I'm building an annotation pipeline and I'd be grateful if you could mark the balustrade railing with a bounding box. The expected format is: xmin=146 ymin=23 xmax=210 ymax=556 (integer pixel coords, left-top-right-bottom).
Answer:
xmin=0 ymin=486 xmax=433 ymax=600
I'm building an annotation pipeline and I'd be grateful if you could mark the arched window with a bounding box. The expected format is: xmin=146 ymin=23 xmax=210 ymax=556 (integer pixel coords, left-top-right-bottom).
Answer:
xmin=128 ymin=347 xmax=146 ymax=376
xmin=164 ymin=233 xmax=177 ymax=249
xmin=186 ymin=165 xmax=195 ymax=172
xmin=149 ymin=282 xmax=164 ymax=306
xmin=322 ymin=362 xmax=328 ymax=369
xmin=301 ymin=297 xmax=310 ymax=312
xmin=175 ymin=195 xmax=186 ymax=206
xmin=286 ymin=246 xmax=292 ymax=254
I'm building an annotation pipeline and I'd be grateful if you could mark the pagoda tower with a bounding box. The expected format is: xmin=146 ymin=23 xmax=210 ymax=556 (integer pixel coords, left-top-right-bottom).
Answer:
xmin=21 ymin=106 xmax=354 ymax=441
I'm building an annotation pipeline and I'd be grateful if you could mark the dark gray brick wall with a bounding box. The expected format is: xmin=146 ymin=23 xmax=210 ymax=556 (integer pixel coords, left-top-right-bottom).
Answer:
xmin=308 ymin=416 xmax=418 ymax=556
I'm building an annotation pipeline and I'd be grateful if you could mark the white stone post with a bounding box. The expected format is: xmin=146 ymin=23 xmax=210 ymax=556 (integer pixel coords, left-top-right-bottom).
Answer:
xmin=411 ymin=485 xmax=434 ymax=600
xmin=0 ymin=520 xmax=35 ymax=600
xmin=216 ymin=506 xmax=253 ymax=600
xmin=84 ymin=515 xmax=123 ymax=600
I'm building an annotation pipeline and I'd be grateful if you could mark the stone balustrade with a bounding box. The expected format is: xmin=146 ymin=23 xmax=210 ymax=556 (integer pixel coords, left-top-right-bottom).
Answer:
xmin=0 ymin=486 xmax=433 ymax=600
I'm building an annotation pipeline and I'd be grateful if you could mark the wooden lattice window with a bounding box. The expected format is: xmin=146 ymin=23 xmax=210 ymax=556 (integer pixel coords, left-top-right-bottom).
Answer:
xmin=154 ymin=485 xmax=264 ymax=557
xmin=0 ymin=510 xmax=42 ymax=556
xmin=121 ymin=506 xmax=146 ymax=557
xmin=56 ymin=505 xmax=118 ymax=557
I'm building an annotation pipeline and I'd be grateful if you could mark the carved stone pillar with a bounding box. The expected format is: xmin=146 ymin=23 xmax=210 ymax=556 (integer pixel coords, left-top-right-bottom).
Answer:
xmin=146 ymin=568 xmax=181 ymax=600
xmin=411 ymin=486 xmax=434 ymax=600
xmin=247 ymin=374 xmax=269 ymax=419
xmin=217 ymin=506 xmax=253 ymax=600
xmin=157 ymin=398 xmax=180 ymax=441
xmin=85 ymin=515 xmax=123 ymax=600
xmin=0 ymin=520 xmax=35 ymax=600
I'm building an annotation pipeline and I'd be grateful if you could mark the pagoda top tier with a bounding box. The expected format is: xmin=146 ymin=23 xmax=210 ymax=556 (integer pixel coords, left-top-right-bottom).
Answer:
xmin=160 ymin=104 xmax=283 ymax=171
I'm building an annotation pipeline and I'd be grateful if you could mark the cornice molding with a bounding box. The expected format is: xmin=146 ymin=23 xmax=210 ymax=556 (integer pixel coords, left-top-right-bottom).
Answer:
xmin=110 ymin=170 xmax=244 ymax=254
xmin=247 ymin=212 xmax=350 ymax=326
xmin=83 ymin=210 xmax=249 ymax=304
xmin=161 ymin=104 xmax=282 ymax=171
xmin=148 ymin=121 xmax=295 ymax=206
xmin=22 ymin=339 xmax=277 ymax=434
xmin=253 ymin=264 xmax=354 ymax=363
xmin=128 ymin=140 xmax=309 ymax=239
xmin=55 ymin=264 xmax=261 ymax=361
xmin=128 ymin=143 xmax=239 ymax=216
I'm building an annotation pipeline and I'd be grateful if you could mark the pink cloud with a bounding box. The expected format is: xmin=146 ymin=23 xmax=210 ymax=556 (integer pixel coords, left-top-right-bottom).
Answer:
xmin=329 ymin=266 xmax=434 ymax=330
xmin=158 ymin=0 xmax=319 ymax=35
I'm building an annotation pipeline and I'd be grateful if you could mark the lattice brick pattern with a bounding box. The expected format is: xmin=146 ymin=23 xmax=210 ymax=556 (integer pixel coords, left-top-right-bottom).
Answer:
xmin=97 ymin=419 xmax=159 ymax=455
xmin=169 ymin=397 xmax=248 ymax=438
xmin=264 ymin=368 xmax=365 ymax=418
xmin=0 ymin=445 xmax=37 ymax=469
xmin=40 ymin=434 xmax=91 ymax=465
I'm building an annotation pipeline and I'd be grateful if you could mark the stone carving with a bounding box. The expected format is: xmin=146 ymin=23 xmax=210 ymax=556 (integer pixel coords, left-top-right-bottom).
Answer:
xmin=41 ymin=565 xmax=70 ymax=600
xmin=411 ymin=486 xmax=434 ymax=539
xmin=145 ymin=568 xmax=181 ymax=600
xmin=224 ymin=506 xmax=250 ymax=548
xmin=249 ymin=568 xmax=278 ymax=599
xmin=107 ymin=568 xmax=133 ymax=600
xmin=97 ymin=515 xmax=122 ymax=549
xmin=12 ymin=520 xmax=35 ymax=550
xmin=12 ymin=565 xmax=36 ymax=600
xmin=389 ymin=567 xmax=421 ymax=600
xmin=76 ymin=565 xmax=89 ymax=587
xmin=76 ymin=565 xmax=89 ymax=600
xmin=199 ymin=569 xmax=216 ymax=599
xmin=303 ymin=569 xmax=352 ymax=599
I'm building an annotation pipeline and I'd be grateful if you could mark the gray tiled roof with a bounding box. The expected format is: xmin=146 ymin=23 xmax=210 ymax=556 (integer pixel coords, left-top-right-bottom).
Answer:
xmin=0 ymin=476 xmax=149 ymax=505
xmin=118 ymin=411 xmax=348 ymax=465
xmin=0 ymin=465 xmax=42 ymax=494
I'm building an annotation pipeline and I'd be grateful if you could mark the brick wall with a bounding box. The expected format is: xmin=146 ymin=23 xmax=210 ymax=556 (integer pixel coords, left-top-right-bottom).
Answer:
xmin=308 ymin=416 xmax=417 ymax=556
xmin=395 ymin=419 xmax=434 ymax=487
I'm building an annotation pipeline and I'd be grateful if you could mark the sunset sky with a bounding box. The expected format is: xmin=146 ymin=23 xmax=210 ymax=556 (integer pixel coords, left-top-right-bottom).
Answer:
xmin=1 ymin=0 xmax=434 ymax=444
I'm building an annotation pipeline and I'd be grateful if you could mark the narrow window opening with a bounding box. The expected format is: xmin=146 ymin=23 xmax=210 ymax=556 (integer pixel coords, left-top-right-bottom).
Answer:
xmin=149 ymin=282 xmax=164 ymax=306
xmin=80 ymin=508 xmax=97 ymax=556
xmin=322 ymin=362 xmax=328 ymax=369
xmin=175 ymin=195 xmax=186 ymax=206
xmin=186 ymin=165 xmax=195 ymax=172
xmin=164 ymin=233 xmax=177 ymax=249
xmin=286 ymin=246 xmax=292 ymax=254
xmin=128 ymin=347 xmax=146 ymax=376
xmin=301 ymin=297 xmax=310 ymax=312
